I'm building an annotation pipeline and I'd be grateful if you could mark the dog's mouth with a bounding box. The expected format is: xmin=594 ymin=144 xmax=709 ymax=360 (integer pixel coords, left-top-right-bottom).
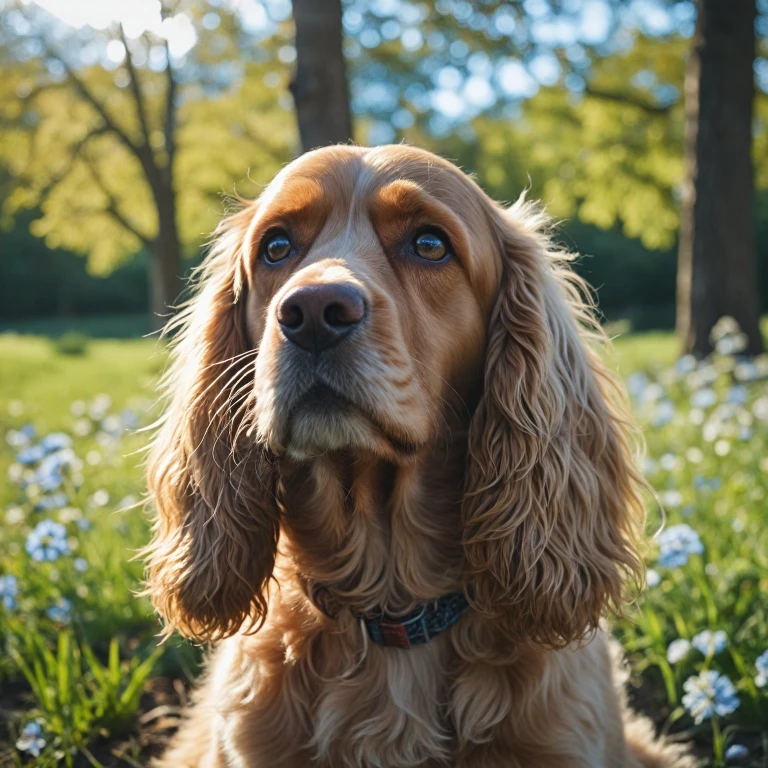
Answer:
xmin=295 ymin=383 xmax=353 ymax=413
xmin=288 ymin=383 xmax=420 ymax=457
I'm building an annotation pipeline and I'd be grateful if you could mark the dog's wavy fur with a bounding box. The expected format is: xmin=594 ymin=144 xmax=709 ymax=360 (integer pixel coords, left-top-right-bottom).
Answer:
xmin=145 ymin=145 xmax=692 ymax=767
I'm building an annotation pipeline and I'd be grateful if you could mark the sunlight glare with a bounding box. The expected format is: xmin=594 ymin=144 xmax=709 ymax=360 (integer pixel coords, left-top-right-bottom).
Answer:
xmin=32 ymin=0 xmax=197 ymax=58
xmin=33 ymin=0 xmax=163 ymax=36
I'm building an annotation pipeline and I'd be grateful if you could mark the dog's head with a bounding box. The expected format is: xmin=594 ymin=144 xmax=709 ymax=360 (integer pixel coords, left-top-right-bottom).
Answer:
xmin=146 ymin=145 xmax=644 ymax=646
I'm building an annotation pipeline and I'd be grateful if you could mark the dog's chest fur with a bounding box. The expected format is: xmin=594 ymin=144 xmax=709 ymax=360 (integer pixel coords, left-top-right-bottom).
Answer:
xmin=207 ymin=618 xmax=615 ymax=768
xmin=209 ymin=614 xmax=511 ymax=768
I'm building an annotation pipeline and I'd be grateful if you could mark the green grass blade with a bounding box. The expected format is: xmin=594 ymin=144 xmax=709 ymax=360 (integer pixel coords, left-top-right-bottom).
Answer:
xmin=117 ymin=645 xmax=163 ymax=712
xmin=57 ymin=632 xmax=72 ymax=708
xmin=108 ymin=638 xmax=121 ymax=690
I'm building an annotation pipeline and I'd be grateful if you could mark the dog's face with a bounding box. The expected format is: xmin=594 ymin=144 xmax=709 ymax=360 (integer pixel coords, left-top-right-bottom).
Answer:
xmin=243 ymin=146 xmax=499 ymax=461
xmin=146 ymin=144 xmax=644 ymax=647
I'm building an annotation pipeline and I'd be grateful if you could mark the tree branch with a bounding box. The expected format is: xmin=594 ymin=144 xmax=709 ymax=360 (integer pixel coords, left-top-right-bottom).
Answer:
xmin=82 ymin=157 xmax=154 ymax=245
xmin=163 ymin=36 xmax=177 ymax=176
xmin=35 ymin=125 xmax=111 ymax=206
xmin=119 ymin=24 xmax=152 ymax=149
xmin=53 ymin=53 xmax=139 ymax=154
xmin=584 ymin=86 xmax=673 ymax=115
xmin=35 ymin=35 xmax=162 ymax=190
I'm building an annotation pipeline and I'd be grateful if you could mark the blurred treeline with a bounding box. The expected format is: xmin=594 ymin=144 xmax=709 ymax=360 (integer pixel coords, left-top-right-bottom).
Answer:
xmin=0 ymin=202 xmax=681 ymax=327
xmin=7 ymin=197 xmax=768 ymax=329
xmin=1 ymin=0 xmax=768 ymax=331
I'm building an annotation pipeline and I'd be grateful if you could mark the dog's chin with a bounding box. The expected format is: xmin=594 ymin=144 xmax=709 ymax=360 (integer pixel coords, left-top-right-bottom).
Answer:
xmin=283 ymin=385 xmax=421 ymax=462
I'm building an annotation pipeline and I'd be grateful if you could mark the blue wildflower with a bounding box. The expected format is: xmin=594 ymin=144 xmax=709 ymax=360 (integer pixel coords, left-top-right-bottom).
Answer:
xmin=37 ymin=470 xmax=63 ymax=492
xmin=682 ymin=670 xmax=740 ymax=724
xmin=626 ymin=372 xmax=648 ymax=399
xmin=120 ymin=408 xmax=139 ymax=429
xmin=666 ymin=638 xmax=691 ymax=664
xmin=694 ymin=476 xmax=723 ymax=492
xmin=653 ymin=400 xmax=675 ymax=426
xmin=16 ymin=720 xmax=46 ymax=757
xmin=727 ymin=386 xmax=748 ymax=405
xmin=725 ymin=744 xmax=748 ymax=762
xmin=74 ymin=558 xmax=88 ymax=573
xmin=26 ymin=520 xmax=69 ymax=562
xmin=34 ymin=492 xmax=69 ymax=511
xmin=690 ymin=388 xmax=717 ymax=408
xmin=755 ymin=649 xmax=768 ymax=688
xmin=16 ymin=444 xmax=45 ymax=465
xmin=734 ymin=361 xmax=758 ymax=381
xmin=656 ymin=524 xmax=704 ymax=568
xmin=0 ymin=574 xmax=18 ymax=609
xmin=38 ymin=448 xmax=77 ymax=477
xmin=691 ymin=630 xmax=727 ymax=656
xmin=675 ymin=355 xmax=697 ymax=374
xmin=46 ymin=597 xmax=72 ymax=623
xmin=40 ymin=432 xmax=72 ymax=453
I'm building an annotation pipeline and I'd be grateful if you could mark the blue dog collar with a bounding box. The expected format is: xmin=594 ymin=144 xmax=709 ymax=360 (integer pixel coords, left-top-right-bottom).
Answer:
xmin=355 ymin=591 xmax=470 ymax=649
xmin=306 ymin=580 xmax=470 ymax=650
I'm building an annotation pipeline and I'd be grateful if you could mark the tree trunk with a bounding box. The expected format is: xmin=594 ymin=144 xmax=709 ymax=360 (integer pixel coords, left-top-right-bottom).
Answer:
xmin=676 ymin=0 xmax=762 ymax=357
xmin=290 ymin=0 xmax=353 ymax=152
xmin=149 ymin=189 xmax=182 ymax=330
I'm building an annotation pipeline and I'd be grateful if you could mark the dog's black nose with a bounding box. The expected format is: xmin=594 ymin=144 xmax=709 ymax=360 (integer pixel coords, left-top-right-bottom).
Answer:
xmin=277 ymin=283 xmax=366 ymax=352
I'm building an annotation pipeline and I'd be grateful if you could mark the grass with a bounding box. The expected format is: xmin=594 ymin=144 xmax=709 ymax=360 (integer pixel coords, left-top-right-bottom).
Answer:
xmin=0 ymin=327 xmax=766 ymax=766
xmin=0 ymin=315 xmax=153 ymax=340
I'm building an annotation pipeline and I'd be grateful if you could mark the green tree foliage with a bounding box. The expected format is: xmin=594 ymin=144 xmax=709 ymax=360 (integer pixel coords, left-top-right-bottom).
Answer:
xmin=2 ymin=0 xmax=768 ymax=330
xmin=0 ymin=0 xmax=295 ymax=317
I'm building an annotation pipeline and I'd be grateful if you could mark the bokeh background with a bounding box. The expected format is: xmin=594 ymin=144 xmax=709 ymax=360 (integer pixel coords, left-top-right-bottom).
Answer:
xmin=1 ymin=1 xmax=767 ymax=766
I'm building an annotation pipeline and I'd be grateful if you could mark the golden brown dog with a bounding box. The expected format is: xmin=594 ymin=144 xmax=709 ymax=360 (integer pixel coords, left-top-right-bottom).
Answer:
xmin=145 ymin=145 xmax=692 ymax=767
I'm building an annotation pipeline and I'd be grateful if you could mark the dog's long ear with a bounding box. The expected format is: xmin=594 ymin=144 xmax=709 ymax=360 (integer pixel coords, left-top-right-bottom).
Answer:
xmin=145 ymin=204 xmax=280 ymax=643
xmin=462 ymin=199 xmax=644 ymax=649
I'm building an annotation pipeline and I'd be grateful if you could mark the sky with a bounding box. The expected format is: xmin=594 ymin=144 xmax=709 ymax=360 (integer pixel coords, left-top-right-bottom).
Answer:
xmin=27 ymin=0 xmax=287 ymax=35
xmin=23 ymin=0 xmax=285 ymax=57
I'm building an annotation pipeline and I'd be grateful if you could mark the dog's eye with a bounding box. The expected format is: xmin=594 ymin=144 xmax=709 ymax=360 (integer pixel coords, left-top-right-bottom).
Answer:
xmin=413 ymin=232 xmax=447 ymax=261
xmin=263 ymin=232 xmax=293 ymax=263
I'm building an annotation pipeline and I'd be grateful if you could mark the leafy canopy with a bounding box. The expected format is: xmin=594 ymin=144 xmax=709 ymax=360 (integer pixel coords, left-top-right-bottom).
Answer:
xmin=0 ymin=0 xmax=295 ymax=273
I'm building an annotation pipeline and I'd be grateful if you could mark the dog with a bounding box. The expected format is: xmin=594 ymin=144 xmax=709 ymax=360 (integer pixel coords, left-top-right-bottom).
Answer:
xmin=145 ymin=144 xmax=693 ymax=767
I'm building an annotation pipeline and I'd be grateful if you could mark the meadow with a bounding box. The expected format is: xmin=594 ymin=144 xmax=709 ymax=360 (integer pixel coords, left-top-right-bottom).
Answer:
xmin=0 ymin=325 xmax=766 ymax=767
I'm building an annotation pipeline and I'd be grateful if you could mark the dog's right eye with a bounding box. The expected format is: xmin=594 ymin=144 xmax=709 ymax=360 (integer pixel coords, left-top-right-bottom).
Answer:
xmin=263 ymin=232 xmax=293 ymax=264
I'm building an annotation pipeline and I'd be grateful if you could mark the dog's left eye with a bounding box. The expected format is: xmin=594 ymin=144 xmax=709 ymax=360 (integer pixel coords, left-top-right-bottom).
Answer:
xmin=263 ymin=232 xmax=293 ymax=263
xmin=413 ymin=232 xmax=448 ymax=261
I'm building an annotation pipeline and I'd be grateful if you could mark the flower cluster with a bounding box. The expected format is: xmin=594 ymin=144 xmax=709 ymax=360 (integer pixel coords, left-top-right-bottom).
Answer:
xmin=16 ymin=720 xmax=46 ymax=757
xmin=627 ymin=320 xmax=768 ymax=755
xmin=756 ymin=650 xmax=768 ymax=688
xmin=25 ymin=519 xmax=69 ymax=562
xmin=656 ymin=524 xmax=704 ymax=568
xmin=691 ymin=630 xmax=727 ymax=656
xmin=0 ymin=574 xmax=18 ymax=609
xmin=682 ymin=670 xmax=740 ymax=724
xmin=666 ymin=631 xmax=729 ymax=665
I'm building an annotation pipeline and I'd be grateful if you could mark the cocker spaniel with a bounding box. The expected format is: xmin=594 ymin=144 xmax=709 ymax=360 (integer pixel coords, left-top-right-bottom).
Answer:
xmin=145 ymin=145 xmax=692 ymax=767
